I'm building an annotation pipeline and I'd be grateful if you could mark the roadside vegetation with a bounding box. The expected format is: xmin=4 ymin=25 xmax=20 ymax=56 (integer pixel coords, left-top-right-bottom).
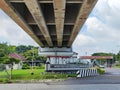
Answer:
xmin=0 ymin=43 xmax=118 ymax=83
xmin=0 ymin=43 xmax=47 ymax=65
xmin=0 ymin=68 xmax=77 ymax=83
xmin=114 ymin=63 xmax=120 ymax=68
xmin=0 ymin=43 xmax=77 ymax=83
xmin=97 ymin=68 xmax=105 ymax=74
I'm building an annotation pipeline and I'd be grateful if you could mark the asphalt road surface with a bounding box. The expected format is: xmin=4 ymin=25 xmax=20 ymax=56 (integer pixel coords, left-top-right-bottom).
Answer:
xmin=1 ymin=84 xmax=120 ymax=90
xmin=48 ymin=68 xmax=120 ymax=85
xmin=1 ymin=68 xmax=120 ymax=90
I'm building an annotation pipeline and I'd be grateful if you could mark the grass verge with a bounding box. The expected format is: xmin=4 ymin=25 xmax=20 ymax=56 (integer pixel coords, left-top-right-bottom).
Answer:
xmin=0 ymin=69 xmax=77 ymax=83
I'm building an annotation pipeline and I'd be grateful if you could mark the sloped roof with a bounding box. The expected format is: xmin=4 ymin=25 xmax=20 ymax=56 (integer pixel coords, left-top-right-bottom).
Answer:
xmin=9 ymin=53 xmax=25 ymax=60
xmin=80 ymin=56 xmax=113 ymax=60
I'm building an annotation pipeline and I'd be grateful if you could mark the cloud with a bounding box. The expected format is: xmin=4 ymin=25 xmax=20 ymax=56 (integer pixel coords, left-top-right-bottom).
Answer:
xmin=73 ymin=34 xmax=96 ymax=47
xmin=0 ymin=0 xmax=120 ymax=56
xmin=0 ymin=9 xmax=38 ymax=46
xmin=94 ymin=0 xmax=120 ymax=29
xmin=86 ymin=17 xmax=120 ymax=43
xmin=73 ymin=0 xmax=120 ymax=55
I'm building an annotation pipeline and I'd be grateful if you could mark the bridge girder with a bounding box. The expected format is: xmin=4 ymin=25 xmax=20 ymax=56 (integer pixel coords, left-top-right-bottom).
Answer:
xmin=0 ymin=0 xmax=97 ymax=48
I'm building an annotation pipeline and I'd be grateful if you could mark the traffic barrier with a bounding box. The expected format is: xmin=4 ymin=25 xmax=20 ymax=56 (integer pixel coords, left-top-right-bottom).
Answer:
xmin=76 ymin=68 xmax=99 ymax=78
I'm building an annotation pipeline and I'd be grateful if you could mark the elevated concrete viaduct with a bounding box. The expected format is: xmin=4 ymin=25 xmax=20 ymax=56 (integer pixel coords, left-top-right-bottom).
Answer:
xmin=0 ymin=0 xmax=98 ymax=72
xmin=0 ymin=0 xmax=97 ymax=57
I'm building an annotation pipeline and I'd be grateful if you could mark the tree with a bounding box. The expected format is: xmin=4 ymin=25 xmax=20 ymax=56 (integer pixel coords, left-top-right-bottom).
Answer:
xmin=16 ymin=45 xmax=34 ymax=53
xmin=0 ymin=43 xmax=11 ymax=65
xmin=22 ymin=48 xmax=47 ymax=63
xmin=2 ymin=56 xmax=20 ymax=65
xmin=22 ymin=49 xmax=35 ymax=60
xmin=0 ymin=43 xmax=46 ymax=65
xmin=8 ymin=45 xmax=16 ymax=53
xmin=116 ymin=51 xmax=120 ymax=63
xmin=92 ymin=52 xmax=113 ymax=56
xmin=0 ymin=43 xmax=9 ymax=57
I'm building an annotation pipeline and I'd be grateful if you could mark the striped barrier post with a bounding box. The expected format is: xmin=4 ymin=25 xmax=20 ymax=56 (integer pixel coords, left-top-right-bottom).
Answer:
xmin=89 ymin=69 xmax=92 ymax=76
xmin=87 ymin=69 xmax=89 ymax=77
xmin=83 ymin=69 xmax=86 ymax=77
xmin=90 ymin=69 xmax=92 ymax=76
xmin=76 ymin=68 xmax=98 ymax=78
xmin=81 ymin=69 xmax=84 ymax=77
xmin=76 ymin=70 xmax=80 ymax=78
xmin=86 ymin=69 xmax=89 ymax=77
xmin=95 ymin=69 xmax=97 ymax=75
xmin=94 ymin=69 xmax=96 ymax=76
xmin=80 ymin=69 xmax=83 ymax=77
xmin=95 ymin=69 xmax=98 ymax=75
xmin=92 ymin=69 xmax=94 ymax=76
xmin=86 ymin=69 xmax=88 ymax=77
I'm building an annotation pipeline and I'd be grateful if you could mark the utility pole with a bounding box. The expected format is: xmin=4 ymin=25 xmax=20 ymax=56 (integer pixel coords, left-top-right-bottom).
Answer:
xmin=31 ymin=48 xmax=34 ymax=75
xmin=9 ymin=64 xmax=12 ymax=80
xmin=32 ymin=48 xmax=34 ymax=69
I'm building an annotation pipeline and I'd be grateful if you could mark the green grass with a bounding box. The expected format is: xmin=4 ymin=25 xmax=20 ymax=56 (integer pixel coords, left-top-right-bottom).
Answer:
xmin=12 ymin=69 xmax=45 ymax=80
xmin=0 ymin=69 xmax=77 ymax=81
xmin=0 ymin=69 xmax=44 ymax=80
xmin=12 ymin=69 xmax=44 ymax=76
xmin=114 ymin=64 xmax=120 ymax=68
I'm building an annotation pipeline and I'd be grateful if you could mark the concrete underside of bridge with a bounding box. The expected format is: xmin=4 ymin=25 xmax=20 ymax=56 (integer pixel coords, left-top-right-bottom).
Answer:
xmin=0 ymin=0 xmax=97 ymax=48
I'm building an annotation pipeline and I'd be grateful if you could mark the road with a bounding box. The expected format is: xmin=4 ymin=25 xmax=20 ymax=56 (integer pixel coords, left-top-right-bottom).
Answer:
xmin=0 ymin=84 xmax=120 ymax=90
xmin=48 ymin=68 xmax=120 ymax=85
xmin=1 ymin=68 xmax=120 ymax=90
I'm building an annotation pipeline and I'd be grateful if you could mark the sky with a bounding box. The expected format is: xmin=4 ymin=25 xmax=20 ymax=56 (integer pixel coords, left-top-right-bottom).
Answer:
xmin=0 ymin=0 xmax=120 ymax=56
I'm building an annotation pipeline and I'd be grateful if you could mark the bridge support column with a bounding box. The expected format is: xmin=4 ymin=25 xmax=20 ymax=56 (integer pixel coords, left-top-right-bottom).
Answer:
xmin=38 ymin=47 xmax=78 ymax=72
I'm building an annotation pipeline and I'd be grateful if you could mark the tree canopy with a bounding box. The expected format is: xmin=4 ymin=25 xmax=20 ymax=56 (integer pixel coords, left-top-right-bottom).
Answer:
xmin=0 ymin=43 xmax=47 ymax=64
xmin=92 ymin=52 xmax=113 ymax=56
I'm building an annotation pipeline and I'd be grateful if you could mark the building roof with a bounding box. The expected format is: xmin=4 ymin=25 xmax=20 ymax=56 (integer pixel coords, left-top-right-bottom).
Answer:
xmin=80 ymin=56 xmax=113 ymax=60
xmin=9 ymin=53 xmax=25 ymax=60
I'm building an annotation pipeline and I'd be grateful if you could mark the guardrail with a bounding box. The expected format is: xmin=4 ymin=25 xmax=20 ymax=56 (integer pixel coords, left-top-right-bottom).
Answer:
xmin=45 ymin=64 xmax=90 ymax=72
xmin=50 ymin=64 xmax=89 ymax=68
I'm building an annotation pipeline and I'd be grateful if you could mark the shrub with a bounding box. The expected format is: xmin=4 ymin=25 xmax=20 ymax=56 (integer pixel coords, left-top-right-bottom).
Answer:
xmin=22 ymin=64 xmax=30 ymax=69
xmin=40 ymin=65 xmax=45 ymax=69
xmin=67 ymin=74 xmax=77 ymax=77
xmin=0 ymin=78 xmax=10 ymax=83
xmin=32 ymin=66 xmax=41 ymax=69
xmin=44 ymin=75 xmax=54 ymax=79
xmin=0 ymin=79 xmax=3 ymax=82
xmin=29 ymin=65 xmax=45 ymax=69
xmin=97 ymin=68 xmax=105 ymax=74
xmin=115 ymin=64 xmax=120 ymax=67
